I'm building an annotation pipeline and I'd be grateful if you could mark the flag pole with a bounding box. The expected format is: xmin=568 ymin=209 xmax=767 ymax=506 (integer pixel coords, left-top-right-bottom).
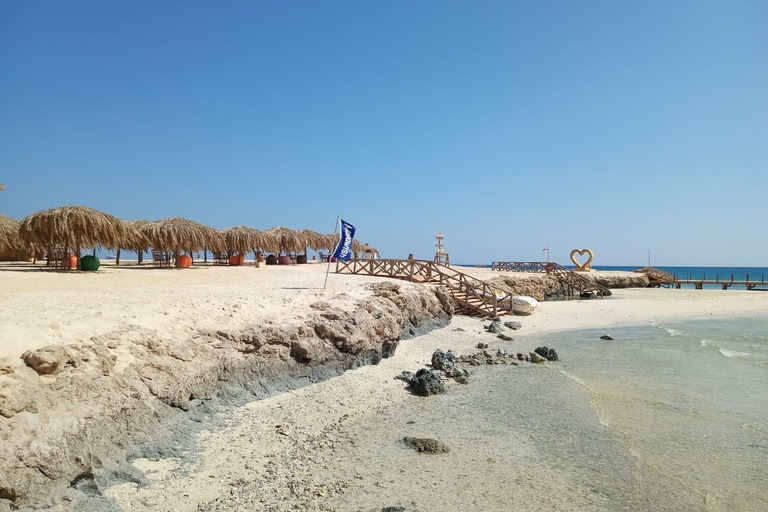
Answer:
xmin=324 ymin=216 xmax=340 ymax=290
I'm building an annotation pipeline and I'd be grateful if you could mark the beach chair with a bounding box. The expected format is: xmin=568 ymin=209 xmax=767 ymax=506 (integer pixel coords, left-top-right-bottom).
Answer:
xmin=213 ymin=252 xmax=229 ymax=265
xmin=152 ymin=250 xmax=166 ymax=268
xmin=48 ymin=247 xmax=68 ymax=270
xmin=318 ymin=252 xmax=326 ymax=262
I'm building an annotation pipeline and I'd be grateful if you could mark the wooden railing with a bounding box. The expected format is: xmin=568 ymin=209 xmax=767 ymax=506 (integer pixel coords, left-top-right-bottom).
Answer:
xmin=491 ymin=261 xmax=553 ymax=273
xmin=491 ymin=261 xmax=612 ymax=297
xmin=336 ymin=259 xmax=516 ymax=317
xmin=672 ymin=273 xmax=768 ymax=290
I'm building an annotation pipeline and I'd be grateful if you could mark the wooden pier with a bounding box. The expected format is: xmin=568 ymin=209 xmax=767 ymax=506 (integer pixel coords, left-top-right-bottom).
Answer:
xmin=671 ymin=273 xmax=768 ymax=290
xmin=490 ymin=261 xmax=612 ymax=297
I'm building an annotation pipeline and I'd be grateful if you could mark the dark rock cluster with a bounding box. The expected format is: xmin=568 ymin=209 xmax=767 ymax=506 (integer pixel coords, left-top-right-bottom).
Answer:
xmin=457 ymin=349 xmax=522 ymax=367
xmin=431 ymin=348 xmax=470 ymax=384
xmin=395 ymin=368 xmax=446 ymax=396
xmin=534 ymin=346 xmax=559 ymax=361
xmin=398 ymin=345 xmax=560 ymax=396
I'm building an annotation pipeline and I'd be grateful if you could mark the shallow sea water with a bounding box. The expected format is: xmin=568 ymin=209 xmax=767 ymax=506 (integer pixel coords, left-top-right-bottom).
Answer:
xmin=318 ymin=316 xmax=768 ymax=511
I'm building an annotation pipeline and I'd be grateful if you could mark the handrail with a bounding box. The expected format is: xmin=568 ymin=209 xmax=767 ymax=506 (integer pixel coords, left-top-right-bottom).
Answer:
xmin=490 ymin=260 xmax=611 ymax=297
xmin=336 ymin=259 xmax=518 ymax=317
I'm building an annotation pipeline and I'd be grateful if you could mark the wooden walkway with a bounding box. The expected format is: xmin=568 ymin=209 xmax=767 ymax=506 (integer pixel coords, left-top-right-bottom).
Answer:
xmin=336 ymin=259 xmax=516 ymax=318
xmin=631 ymin=267 xmax=767 ymax=291
xmin=490 ymin=261 xmax=612 ymax=297
xmin=671 ymin=273 xmax=768 ymax=290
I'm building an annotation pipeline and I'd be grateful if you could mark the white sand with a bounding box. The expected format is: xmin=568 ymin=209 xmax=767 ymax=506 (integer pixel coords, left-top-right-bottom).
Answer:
xmin=0 ymin=260 xmax=378 ymax=364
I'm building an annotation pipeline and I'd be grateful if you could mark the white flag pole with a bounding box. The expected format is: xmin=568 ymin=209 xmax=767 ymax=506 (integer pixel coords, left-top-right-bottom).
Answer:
xmin=324 ymin=216 xmax=340 ymax=290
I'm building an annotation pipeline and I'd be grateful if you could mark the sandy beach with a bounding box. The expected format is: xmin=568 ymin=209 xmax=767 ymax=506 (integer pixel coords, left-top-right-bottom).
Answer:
xmin=2 ymin=262 xmax=768 ymax=511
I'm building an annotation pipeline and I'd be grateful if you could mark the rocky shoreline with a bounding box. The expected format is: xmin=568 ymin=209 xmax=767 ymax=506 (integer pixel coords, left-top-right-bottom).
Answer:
xmin=486 ymin=272 xmax=649 ymax=301
xmin=0 ymin=282 xmax=452 ymax=511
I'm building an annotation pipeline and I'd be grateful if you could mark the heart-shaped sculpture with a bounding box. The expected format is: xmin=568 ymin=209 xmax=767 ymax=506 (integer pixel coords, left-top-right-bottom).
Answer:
xmin=570 ymin=249 xmax=594 ymax=270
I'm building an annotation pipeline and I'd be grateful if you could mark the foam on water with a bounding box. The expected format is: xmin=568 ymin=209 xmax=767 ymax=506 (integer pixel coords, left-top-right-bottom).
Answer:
xmin=719 ymin=347 xmax=756 ymax=359
xmin=658 ymin=325 xmax=686 ymax=337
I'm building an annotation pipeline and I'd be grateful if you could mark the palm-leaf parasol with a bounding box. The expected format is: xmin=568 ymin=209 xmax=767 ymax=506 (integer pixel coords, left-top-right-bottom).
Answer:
xmin=141 ymin=217 xmax=225 ymax=267
xmin=0 ymin=214 xmax=23 ymax=253
xmin=222 ymin=225 xmax=274 ymax=259
xmin=263 ymin=227 xmax=305 ymax=254
xmin=19 ymin=205 xmax=131 ymax=270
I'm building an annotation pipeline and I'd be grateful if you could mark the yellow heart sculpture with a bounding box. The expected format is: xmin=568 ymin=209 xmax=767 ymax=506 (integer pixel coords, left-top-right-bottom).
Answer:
xmin=570 ymin=249 xmax=594 ymax=270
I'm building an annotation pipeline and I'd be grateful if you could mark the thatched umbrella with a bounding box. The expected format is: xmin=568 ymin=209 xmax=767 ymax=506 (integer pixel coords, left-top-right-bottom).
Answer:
xmin=222 ymin=225 xmax=274 ymax=263
xmin=263 ymin=227 xmax=305 ymax=255
xmin=360 ymin=243 xmax=378 ymax=256
xmin=140 ymin=217 xmax=224 ymax=268
xmin=112 ymin=220 xmax=153 ymax=266
xmin=0 ymin=214 xmax=23 ymax=253
xmin=298 ymin=229 xmax=333 ymax=252
xmin=19 ymin=205 xmax=131 ymax=270
xmin=352 ymin=239 xmax=364 ymax=257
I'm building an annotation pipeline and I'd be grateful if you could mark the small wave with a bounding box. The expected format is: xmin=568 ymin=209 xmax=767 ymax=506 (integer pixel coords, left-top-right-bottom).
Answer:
xmin=700 ymin=339 xmax=719 ymax=348
xmin=659 ymin=326 xmax=685 ymax=337
xmin=719 ymin=348 xmax=754 ymax=359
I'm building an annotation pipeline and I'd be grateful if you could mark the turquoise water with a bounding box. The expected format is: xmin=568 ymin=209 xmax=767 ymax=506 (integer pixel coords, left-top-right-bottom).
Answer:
xmin=318 ymin=315 xmax=768 ymax=511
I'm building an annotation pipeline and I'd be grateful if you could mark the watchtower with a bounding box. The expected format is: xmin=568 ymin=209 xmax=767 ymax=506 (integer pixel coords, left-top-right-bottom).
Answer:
xmin=434 ymin=233 xmax=450 ymax=266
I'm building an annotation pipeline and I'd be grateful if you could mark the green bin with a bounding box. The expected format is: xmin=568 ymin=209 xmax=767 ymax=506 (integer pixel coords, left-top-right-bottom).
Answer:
xmin=80 ymin=255 xmax=100 ymax=271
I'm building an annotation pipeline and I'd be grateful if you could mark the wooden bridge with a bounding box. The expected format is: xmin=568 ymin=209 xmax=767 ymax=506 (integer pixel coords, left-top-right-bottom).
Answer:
xmin=632 ymin=267 xmax=768 ymax=290
xmin=491 ymin=261 xmax=612 ymax=297
xmin=671 ymin=273 xmax=768 ymax=290
xmin=336 ymin=259 xmax=517 ymax=318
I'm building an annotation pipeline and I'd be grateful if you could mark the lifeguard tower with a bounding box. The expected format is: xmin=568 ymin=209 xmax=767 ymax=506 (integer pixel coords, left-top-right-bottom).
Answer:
xmin=434 ymin=233 xmax=450 ymax=266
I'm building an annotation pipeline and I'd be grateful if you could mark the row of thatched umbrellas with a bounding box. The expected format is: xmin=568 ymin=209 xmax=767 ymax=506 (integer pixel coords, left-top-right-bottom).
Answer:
xmin=0 ymin=206 xmax=378 ymax=270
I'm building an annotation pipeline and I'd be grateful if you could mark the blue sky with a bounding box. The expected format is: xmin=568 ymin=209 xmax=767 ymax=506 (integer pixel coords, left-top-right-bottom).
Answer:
xmin=1 ymin=1 xmax=767 ymax=265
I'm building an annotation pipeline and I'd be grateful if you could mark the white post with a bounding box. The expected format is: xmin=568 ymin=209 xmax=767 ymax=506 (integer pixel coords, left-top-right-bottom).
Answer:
xmin=324 ymin=216 xmax=340 ymax=290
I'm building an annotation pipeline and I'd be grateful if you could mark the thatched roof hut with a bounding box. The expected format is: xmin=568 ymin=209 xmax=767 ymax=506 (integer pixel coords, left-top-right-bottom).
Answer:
xmin=141 ymin=218 xmax=225 ymax=257
xmin=122 ymin=220 xmax=151 ymax=252
xmin=263 ymin=227 xmax=305 ymax=254
xmin=0 ymin=214 xmax=23 ymax=253
xmin=360 ymin=243 xmax=379 ymax=255
xmin=298 ymin=229 xmax=333 ymax=251
xmin=222 ymin=226 xmax=273 ymax=255
xmin=19 ymin=205 xmax=132 ymax=269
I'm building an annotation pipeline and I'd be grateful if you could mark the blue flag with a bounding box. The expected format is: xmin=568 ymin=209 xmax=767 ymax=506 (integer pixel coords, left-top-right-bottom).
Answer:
xmin=332 ymin=219 xmax=356 ymax=261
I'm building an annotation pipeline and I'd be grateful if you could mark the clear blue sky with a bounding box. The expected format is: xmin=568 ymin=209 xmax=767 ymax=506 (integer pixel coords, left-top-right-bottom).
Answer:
xmin=1 ymin=1 xmax=767 ymax=265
